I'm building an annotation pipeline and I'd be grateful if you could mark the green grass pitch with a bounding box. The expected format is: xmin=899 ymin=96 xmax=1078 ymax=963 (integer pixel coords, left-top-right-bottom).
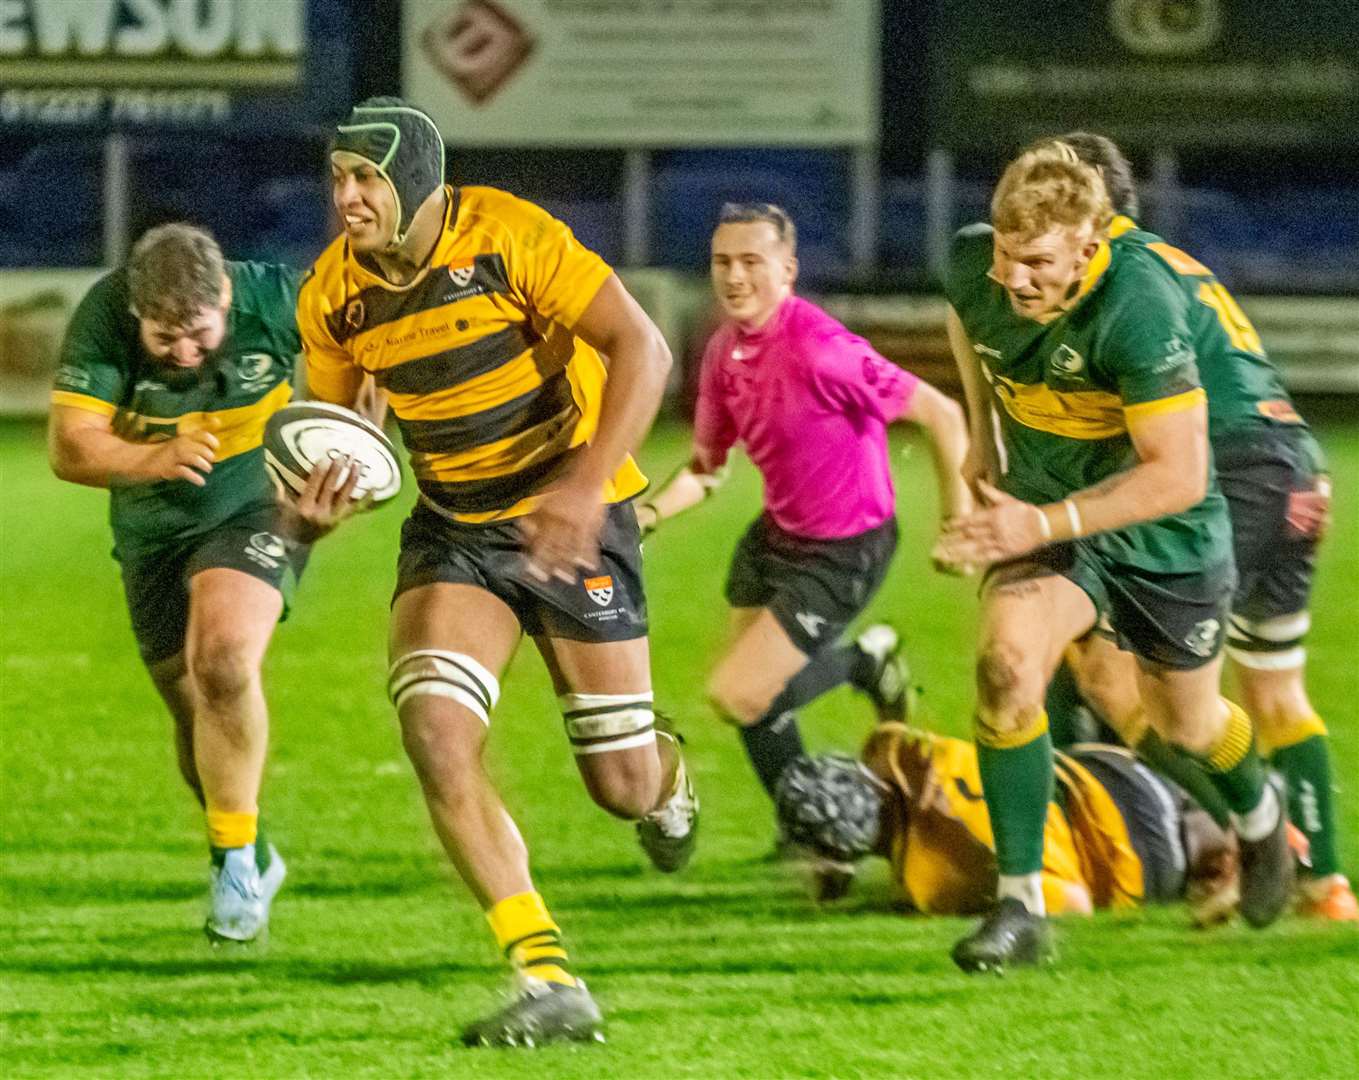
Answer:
xmin=3 ymin=416 xmax=1357 ymax=1078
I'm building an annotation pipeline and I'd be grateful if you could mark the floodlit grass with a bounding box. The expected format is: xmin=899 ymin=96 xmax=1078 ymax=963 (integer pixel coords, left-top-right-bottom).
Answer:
xmin=3 ymin=416 xmax=1357 ymax=1078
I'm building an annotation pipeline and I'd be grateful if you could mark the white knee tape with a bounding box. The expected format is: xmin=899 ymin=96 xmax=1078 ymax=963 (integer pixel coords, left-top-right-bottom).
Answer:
xmin=1228 ymin=611 xmax=1310 ymax=644
xmin=560 ymin=692 xmax=656 ymax=755
xmin=388 ymin=650 xmax=501 ymax=726
xmin=1226 ymin=612 xmax=1309 ymax=671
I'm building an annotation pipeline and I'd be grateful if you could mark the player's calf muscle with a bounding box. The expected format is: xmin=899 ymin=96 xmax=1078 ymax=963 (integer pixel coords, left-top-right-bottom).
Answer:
xmin=579 ymin=748 xmax=662 ymax=819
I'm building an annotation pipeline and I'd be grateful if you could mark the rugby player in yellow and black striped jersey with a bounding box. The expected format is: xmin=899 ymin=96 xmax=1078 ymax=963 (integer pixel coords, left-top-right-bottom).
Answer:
xmin=293 ymin=97 xmax=696 ymax=1048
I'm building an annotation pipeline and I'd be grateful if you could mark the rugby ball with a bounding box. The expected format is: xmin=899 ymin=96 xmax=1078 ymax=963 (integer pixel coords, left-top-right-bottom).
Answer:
xmin=263 ymin=401 xmax=402 ymax=506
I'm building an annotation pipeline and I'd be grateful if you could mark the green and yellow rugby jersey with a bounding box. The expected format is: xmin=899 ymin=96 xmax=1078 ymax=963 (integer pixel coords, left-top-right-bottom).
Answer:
xmin=51 ymin=262 xmax=302 ymax=556
xmin=1107 ymin=217 xmax=1322 ymax=466
xmin=944 ymin=220 xmax=1231 ymax=575
xmin=297 ymin=185 xmax=647 ymax=524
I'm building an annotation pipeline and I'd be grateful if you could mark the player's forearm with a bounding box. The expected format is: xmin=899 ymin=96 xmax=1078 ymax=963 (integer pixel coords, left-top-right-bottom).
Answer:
xmin=912 ymin=391 xmax=972 ymax=521
xmin=48 ymin=424 xmax=160 ymax=489
xmin=1039 ymin=457 xmax=1206 ymax=542
xmin=569 ymin=326 xmax=673 ymax=491
xmin=946 ymin=308 xmax=991 ymax=444
xmin=640 ymin=461 xmax=725 ymax=528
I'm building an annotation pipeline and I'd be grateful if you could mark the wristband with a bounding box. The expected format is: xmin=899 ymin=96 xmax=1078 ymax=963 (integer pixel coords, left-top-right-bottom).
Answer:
xmin=1063 ymin=498 xmax=1083 ymax=539
xmin=1034 ymin=504 xmax=1052 ymax=542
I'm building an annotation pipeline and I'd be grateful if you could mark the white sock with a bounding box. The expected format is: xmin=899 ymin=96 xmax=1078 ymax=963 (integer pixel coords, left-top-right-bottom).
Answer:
xmin=997 ymin=873 xmax=1045 ymax=916
xmin=1233 ymin=782 xmax=1281 ymax=844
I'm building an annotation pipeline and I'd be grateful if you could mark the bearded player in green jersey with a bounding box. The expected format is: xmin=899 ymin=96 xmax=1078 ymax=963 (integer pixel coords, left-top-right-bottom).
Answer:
xmin=1047 ymin=133 xmax=1355 ymax=923
xmin=936 ymin=143 xmax=1293 ymax=972
xmin=49 ymin=223 xmax=357 ymax=944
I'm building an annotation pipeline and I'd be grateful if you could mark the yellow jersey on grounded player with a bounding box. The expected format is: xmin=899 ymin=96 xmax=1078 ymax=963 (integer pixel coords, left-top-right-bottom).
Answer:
xmin=297 ymin=185 xmax=646 ymax=522
xmin=863 ymin=725 xmax=1145 ymax=916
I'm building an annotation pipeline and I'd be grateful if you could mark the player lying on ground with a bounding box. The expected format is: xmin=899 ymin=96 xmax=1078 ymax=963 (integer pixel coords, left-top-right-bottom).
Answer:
xmin=47 ymin=224 xmax=358 ymax=943
xmin=776 ymin=723 xmax=1241 ymax=925
xmin=637 ymin=202 xmax=970 ymax=840
xmin=293 ymin=97 xmax=696 ymax=1048
xmin=936 ymin=141 xmax=1292 ymax=973
xmin=1040 ymin=132 xmax=1354 ymax=923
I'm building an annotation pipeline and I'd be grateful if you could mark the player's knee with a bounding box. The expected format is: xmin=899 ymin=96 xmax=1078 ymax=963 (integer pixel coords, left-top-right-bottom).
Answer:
xmin=976 ymin=641 xmax=1039 ymax=713
xmin=188 ymin=640 xmax=256 ymax=706
xmin=583 ymin=766 xmax=656 ymax=820
xmin=561 ymin=692 xmax=660 ymax=817
xmin=396 ymin=711 xmax=481 ymax=777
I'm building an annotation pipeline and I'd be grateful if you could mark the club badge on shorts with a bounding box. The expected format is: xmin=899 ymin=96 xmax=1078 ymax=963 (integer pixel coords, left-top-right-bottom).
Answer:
xmin=585 ymin=575 xmax=614 ymax=607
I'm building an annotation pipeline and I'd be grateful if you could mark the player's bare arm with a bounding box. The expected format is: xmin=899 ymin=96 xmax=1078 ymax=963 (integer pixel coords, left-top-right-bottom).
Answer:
xmin=633 ymin=448 xmax=730 ymax=535
xmin=945 ymin=305 xmax=999 ymax=493
xmin=49 ymin=404 xmax=219 ymax=489
xmin=521 ymin=273 xmax=672 ymax=581
xmin=898 ymin=379 xmax=972 ymax=550
xmin=939 ymin=398 xmax=1210 ymax=566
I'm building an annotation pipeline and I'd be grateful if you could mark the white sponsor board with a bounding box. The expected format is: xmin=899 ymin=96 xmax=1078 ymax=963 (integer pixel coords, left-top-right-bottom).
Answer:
xmin=403 ymin=0 xmax=879 ymax=146
xmin=0 ymin=269 xmax=105 ymax=415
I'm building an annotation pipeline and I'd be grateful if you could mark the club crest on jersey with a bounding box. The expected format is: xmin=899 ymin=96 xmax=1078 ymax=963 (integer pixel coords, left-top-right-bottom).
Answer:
xmin=344 ymin=298 xmax=366 ymax=332
xmin=1050 ymin=344 xmax=1085 ymax=375
xmin=584 ymin=575 xmax=614 ymax=607
xmin=237 ymin=352 xmax=275 ymax=391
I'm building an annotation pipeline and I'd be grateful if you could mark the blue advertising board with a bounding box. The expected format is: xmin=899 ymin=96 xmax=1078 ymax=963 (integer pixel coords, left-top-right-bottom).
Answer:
xmin=0 ymin=0 xmax=354 ymax=130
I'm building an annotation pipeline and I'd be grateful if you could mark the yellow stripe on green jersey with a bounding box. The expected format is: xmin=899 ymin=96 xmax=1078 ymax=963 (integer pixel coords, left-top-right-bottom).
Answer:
xmin=1124 ymin=387 xmax=1206 ymax=424
xmin=53 ymin=382 xmax=291 ymax=461
xmin=297 ymin=185 xmax=646 ymax=521
xmin=988 ymin=371 xmax=1127 ymax=440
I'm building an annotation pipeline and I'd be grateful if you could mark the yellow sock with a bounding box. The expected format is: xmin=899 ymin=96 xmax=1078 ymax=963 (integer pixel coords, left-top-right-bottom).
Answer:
xmin=486 ymin=891 xmax=578 ymax=988
xmin=205 ymin=807 xmax=258 ymax=850
xmin=1206 ymin=699 xmax=1254 ymax=772
xmin=1256 ymin=710 xmax=1327 ymax=758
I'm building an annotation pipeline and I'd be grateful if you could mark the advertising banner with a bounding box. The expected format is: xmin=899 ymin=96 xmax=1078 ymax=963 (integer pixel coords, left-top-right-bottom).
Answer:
xmin=0 ymin=0 xmax=353 ymax=130
xmin=403 ymin=0 xmax=879 ymax=146
xmin=932 ymin=0 xmax=1359 ymax=149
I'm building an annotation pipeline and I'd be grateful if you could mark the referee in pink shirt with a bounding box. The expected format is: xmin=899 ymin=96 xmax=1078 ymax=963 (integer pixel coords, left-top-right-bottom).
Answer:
xmin=639 ymin=203 xmax=972 ymax=825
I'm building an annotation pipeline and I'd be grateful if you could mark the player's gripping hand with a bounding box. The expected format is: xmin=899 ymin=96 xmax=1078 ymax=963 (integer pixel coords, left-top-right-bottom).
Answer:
xmin=146 ymin=425 xmax=219 ymax=487
xmin=281 ymin=454 xmax=367 ymax=543
xmin=935 ymin=480 xmax=1049 ymax=567
xmin=520 ymin=473 xmax=605 ymax=584
xmin=930 ymin=527 xmax=975 ymax=577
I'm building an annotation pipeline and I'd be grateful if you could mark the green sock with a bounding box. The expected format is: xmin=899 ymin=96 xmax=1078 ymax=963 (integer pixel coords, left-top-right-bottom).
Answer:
xmin=977 ymin=726 xmax=1054 ymax=876
xmin=254 ymin=818 xmax=273 ymax=872
xmin=1197 ymin=701 xmax=1266 ymax=816
xmin=1044 ymin=661 xmax=1097 ymax=749
xmin=1134 ymin=729 xmax=1232 ymax=828
xmin=1272 ymin=736 xmax=1340 ymax=877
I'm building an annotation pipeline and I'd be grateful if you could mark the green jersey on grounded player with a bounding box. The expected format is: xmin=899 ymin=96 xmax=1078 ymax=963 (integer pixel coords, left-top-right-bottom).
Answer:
xmin=47 ymin=224 xmax=358 ymax=945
